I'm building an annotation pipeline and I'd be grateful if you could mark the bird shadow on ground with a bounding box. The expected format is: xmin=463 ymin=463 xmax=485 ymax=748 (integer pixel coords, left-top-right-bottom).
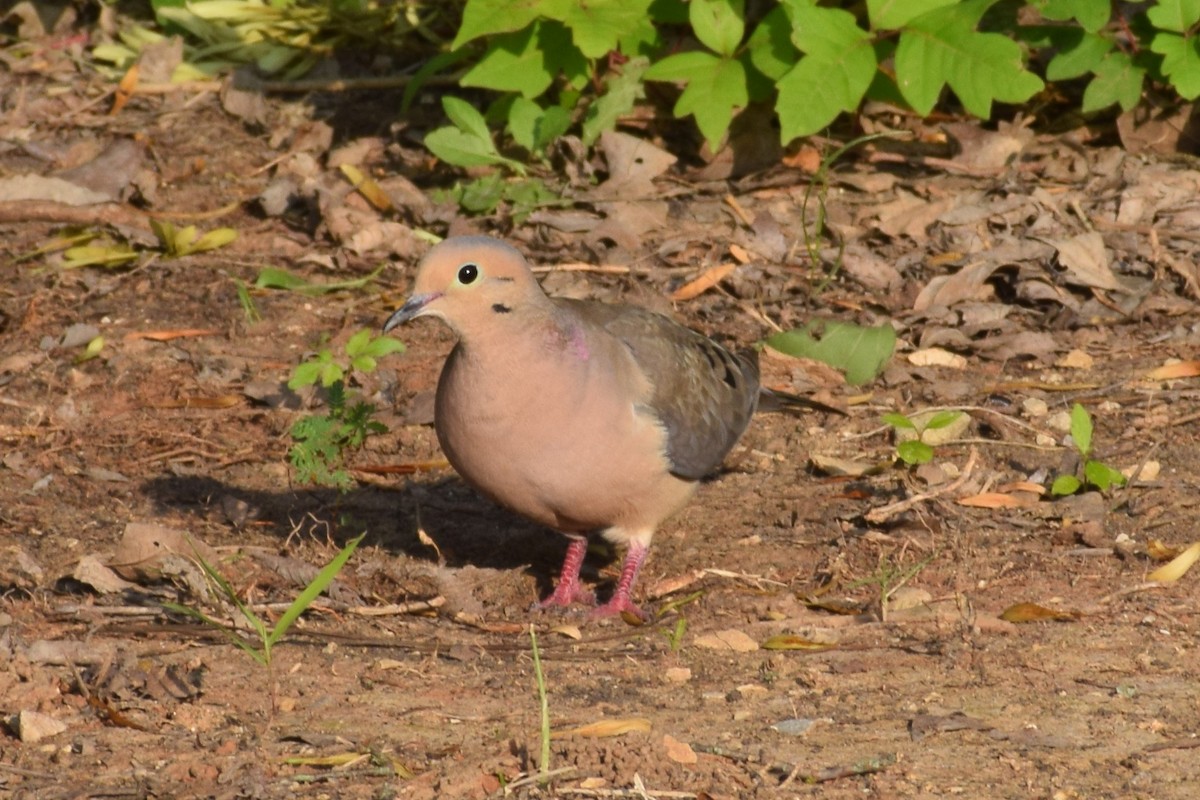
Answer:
xmin=138 ymin=473 xmax=617 ymax=598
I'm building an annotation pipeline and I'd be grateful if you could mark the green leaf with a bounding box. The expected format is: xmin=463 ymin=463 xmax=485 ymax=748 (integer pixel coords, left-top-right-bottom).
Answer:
xmin=897 ymin=440 xmax=934 ymax=465
xmin=424 ymin=124 xmax=526 ymax=173
xmin=289 ymin=360 xmax=324 ymax=389
xmin=453 ymin=0 xmax=545 ymax=49
xmin=265 ymin=533 xmax=364 ymax=650
xmin=253 ymin=265 xmax=385 ymax=296
xmin=443 ymin=95 xmax=491 ymax=141
xmin=924 ymin=410 xmax=964 ymax=430
xmin=343 ymin=329 xmax=372 ymax=358
xmin=1068 ymin=403 xmax=1093 ymax=456
xmin=1045 ymin=30 xmax=1112 ymax=80
xmin=549 ymin=0 xmax=656 ymax=59
xmin=1146 ymin=0 xmax=1200 ymax=33
xmin=691 ymin=0 xmax=744 ymax=57
xmin=645 ymin=51 xmax=748 ymax=149
xmin=461 ymin=24 xmax=556 ymax=97
xmin=894 ymin=0 xmax=1045 ymax=118
xmin=356 ymin=335 xmax=407 ymax=360
xmin=764 ymin=320 xmax=896 ymax=387
xmin=60 ymin=243 xmax=139 ymax=269
xmin=1082 ymin=51 xmax=1146 ymax=112
xmin=1084 ymin=459 xmax=1127 ymax=492
xmin=1150 ymin=32 xmax=1200 ymax=99
xmin=1051 ymin=474 xmax=1082 ymax=496
xmin=775 ymin=4 xmax=876 ymax=140
xmin=582 ymin=56 xmax=648 ymax=145
xmin=866 ymin=0 xmax=956 ymax=30
xmin=1035 ymin=0 xmax=1111 ymax=32
xmin=746 ymin=6 xmax=798 ymax=81
xmin=882 ymin=412 xmax=917 ymax=430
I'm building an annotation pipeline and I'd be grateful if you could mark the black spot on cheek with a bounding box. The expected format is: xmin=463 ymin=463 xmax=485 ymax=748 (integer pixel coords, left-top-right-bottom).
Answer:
xmin=492 ymin=303 xmax=512 ymax=314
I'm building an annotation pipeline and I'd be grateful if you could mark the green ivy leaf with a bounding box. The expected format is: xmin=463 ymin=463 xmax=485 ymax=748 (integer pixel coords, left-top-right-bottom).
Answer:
xmin=746 ymin=6 xmax=798 ymax=82
xmin=894 ymin=0 xmax=1044 ymax=118
xmin=1036 ymin=0 xmax=1111 ymax=32
xmin=550 ymin=0 xmax=656 ymax=59
xmin=764 ymin=320 xmax=896 ymax=387
xmin=461 ymin=20 xmax=588 ymax=98
xmin=453 ymin=0 xmax=545 ymax=49
xmin=508 ymin=97 xmax=572 ymax=153
xmin=866 ymin=0 xmax=955 ymax=30
xmin=582 ymin=57 xmax=648 ymax=145
xmin=690 ymin=0 xmax=744 ymax=57
xmin=775 ymin=3 xmax=876 ymax=140
xmin=1150 ymin=32 xmax=1200 ymax=99
xmin=1082 ymin=51 xmax=1146 ymax=112
xmin=1146 ymin=0 xmax=1200 ymax=33
xmin=461 ymin=24 xmax=555 ymax=98
xmin=645 ymin=51 xmax=748 ymax=149
xmin=1068 ymin=403 xmax=1093 ymax=456
xmin=1045 ymin=30 xmax=1112 ymax=80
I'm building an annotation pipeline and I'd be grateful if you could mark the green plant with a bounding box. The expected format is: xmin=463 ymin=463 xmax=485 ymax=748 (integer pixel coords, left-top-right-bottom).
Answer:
xmin=288 ymin=330 xmax=405 ymax=489
xmin=150 ymin=218 xmax=238 ymax=258
xmin=662 ymin=616 xmax=688 ymax=652
xmin=883 ymin=410 xmax=967 ymax=466
xmin=163 ymin=533 xmax=364 ymax=705
xmin=1050 ymin=403 xmax=1127 ymax=495
xmin=764 ymin=320 xmax=896 ymax=387
xmin=529 ymin=624 xmax=552 ymax=785
xmin=849 ymin=550 xmax=937 ymax=622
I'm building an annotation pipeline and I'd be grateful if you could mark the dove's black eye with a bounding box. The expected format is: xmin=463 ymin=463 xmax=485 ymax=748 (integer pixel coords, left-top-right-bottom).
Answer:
xmin=457 ymin=263 xmax=479 ymax=284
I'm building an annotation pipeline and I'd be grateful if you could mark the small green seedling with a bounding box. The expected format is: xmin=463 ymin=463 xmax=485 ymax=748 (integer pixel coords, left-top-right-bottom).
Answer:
xmin=288 ymin=330 xmax=405 ymax=489
xmin=529 ymin=625 xmax=552 ymax=785
xmin=163 ymin=533 xmax=364 ymax=701
xmin=1051 ymin=404 xmax=1126 ymax=495
xmin=882 ymin=410 xmax=966 ymax=465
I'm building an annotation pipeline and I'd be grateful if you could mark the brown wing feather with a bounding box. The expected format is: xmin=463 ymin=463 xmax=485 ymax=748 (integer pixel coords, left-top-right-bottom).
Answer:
xmin=564 ymin=299 xmax=760 ymax=480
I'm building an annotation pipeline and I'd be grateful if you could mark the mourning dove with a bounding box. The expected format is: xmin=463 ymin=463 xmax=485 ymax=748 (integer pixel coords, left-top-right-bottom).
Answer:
xmin=384 ymin=236 xmax=761 ymax=620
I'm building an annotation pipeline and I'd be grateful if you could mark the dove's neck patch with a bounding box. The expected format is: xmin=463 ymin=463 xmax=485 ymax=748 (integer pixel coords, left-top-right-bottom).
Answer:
xmin=492 ymin=303 xmax=512 ymax=314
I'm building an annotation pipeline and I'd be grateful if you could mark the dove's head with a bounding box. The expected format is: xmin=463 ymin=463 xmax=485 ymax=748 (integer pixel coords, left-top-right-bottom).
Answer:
xmin=384 ymin=236 xmax=547 ymax=337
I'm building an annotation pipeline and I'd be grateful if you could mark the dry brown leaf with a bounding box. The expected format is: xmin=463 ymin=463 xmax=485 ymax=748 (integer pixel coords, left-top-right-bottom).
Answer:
xmin=999 ymin=602 xmax=1079 ymax=623
xmin=728 ymin=243 xmax=751 ymax=264
xmin=1145 ymin=360 xmax=1200 ymax=380
xmin=560 ymin=718 xmax=652 ymax=738
xmin=1148 ymin=541 xmax=1200 ymax=584
xmin=958 ymin=492 xmax=1038 ymax=509
xmin=663 ymin=734 xmax=698 ymax=764
xmin=548 ymin=624 xmax=582 ymax=640
xmin=913 ymin=260 xmax=1001 ymax=310
xmin=112 ymin=64 xmax=138 ymax=116
xmin=1147 ymin=539 xmax=1182 ymax=561
xmin=995 ymin=481 xmax=1047 ymax=495
xmin=908 ymin=347 xmax=968 ymax=369
xmin=669 ymin=263 xmax=738 ymax=301
xmin=1048 ymin=232 xmax=1120 ymax=291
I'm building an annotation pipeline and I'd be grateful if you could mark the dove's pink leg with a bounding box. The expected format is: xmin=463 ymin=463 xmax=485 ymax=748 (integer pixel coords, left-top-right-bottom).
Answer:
xmin=590 ymin=540 xmax=649 ymax=621
xmin=539 ymin=536 xmax=595 ymax=608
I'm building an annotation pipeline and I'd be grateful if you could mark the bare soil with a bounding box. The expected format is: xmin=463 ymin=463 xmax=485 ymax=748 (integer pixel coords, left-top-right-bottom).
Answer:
xmin=3 ymin=37 xmax=1200 ymax=800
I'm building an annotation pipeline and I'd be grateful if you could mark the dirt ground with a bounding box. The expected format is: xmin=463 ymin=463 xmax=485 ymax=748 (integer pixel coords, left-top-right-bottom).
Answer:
xmin=4 ymin=26 xmax=1200 ymax=800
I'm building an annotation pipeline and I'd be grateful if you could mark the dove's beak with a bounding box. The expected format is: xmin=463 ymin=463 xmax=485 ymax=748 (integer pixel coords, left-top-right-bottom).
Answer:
xmin=383 ymin=292 xmax=442 ymax=333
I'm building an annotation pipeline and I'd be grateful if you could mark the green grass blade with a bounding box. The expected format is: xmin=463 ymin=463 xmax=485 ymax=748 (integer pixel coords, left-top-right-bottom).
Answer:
xmin=265 ymin=532 xmax=365 ymax=649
